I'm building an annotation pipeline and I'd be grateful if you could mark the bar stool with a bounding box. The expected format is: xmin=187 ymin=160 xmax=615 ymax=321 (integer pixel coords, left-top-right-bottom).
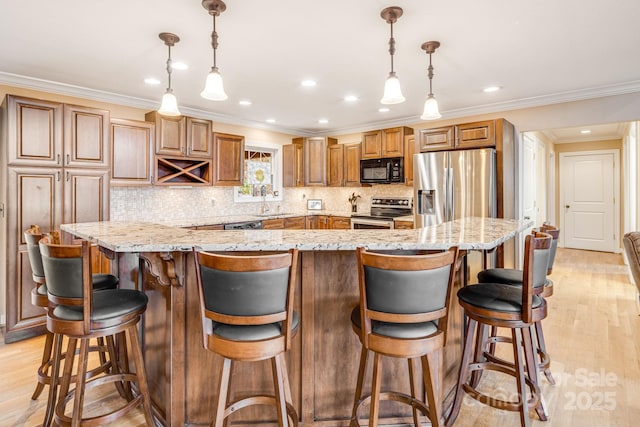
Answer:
xmin=449 ymin=231 xmax=551 ymax=427
xmin=39 ymin=236 xmax=154 ymax=427
xmin=349 ymin=247 xmax=459 ymax=427
xmin=193 ymin=248 xmax=300 ymax=427
xmin=23 ymin=226 xmax=119 ymax=417
xmin=477 ymin=224 xmax=560 ymax=384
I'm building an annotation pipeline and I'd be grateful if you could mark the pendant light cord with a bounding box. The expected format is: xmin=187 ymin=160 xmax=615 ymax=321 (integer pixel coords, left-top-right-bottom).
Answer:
xmin=211 ymin=13 xmax=219 ymax=70
xmin=428 ymin=52 xmax=434 ymax=96
xmin=166 ymin=44 xmax=173 ymax=93
xmin=388 ymin=21 xmax=395 ymax=73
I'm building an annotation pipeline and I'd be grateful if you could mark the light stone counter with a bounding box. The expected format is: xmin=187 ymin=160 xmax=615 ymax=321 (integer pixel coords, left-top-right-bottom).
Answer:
xmin=61 ymin=217 xmax=531 ymax=253
xmin=157 ymin=210 xmax=352 ymax=228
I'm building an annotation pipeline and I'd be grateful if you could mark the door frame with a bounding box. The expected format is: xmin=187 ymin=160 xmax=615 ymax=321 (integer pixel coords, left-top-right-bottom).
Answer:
xmin=559 ymin=149 xmax=620 ymax=252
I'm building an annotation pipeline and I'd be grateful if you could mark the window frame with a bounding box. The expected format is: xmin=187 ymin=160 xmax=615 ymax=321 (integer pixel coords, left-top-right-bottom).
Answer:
xmin=233 ymin=141 xmax=283 ymax=203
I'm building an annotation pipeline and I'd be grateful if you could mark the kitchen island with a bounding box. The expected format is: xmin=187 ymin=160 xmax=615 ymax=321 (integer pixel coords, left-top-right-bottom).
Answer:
xmin=61 ymin=217 xmax=530 ymax=427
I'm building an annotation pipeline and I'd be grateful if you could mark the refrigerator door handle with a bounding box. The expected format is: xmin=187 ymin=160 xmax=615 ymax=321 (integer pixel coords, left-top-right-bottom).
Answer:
xmin=447 ymin=167 xmax=454 ymax=222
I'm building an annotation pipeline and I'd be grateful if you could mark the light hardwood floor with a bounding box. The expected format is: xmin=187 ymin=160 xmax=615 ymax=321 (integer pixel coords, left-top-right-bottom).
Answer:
xmin=1 ymin=248 xmax=639 ymax=426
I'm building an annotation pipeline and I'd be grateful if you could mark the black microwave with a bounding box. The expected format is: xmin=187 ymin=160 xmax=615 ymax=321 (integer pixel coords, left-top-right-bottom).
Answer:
xmin=360 ymin=157 xmax=404 ymax=184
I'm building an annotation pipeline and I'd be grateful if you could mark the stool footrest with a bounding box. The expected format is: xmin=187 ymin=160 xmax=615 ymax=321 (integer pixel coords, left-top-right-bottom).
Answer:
xmin=225 ymin=395 xmax=298 ymax=426
xmin=351 ymin=391 xmax=434 ymax=426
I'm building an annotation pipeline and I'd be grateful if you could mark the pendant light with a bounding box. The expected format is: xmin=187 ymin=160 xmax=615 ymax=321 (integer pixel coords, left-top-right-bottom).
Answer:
xmin=380 ymin=7 xmax=405 ymax=105
xmin=201 ymin=0 xmax=228 ymax=101
xmin=420 ymin=41 xmax=442 ymax=120
xmin=158 ymin=32 xmax=181 ymax=116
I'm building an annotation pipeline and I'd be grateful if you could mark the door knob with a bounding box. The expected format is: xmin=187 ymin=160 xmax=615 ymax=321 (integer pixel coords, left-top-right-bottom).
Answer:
xmin=565 ymin=205 xmax=570 ymax=208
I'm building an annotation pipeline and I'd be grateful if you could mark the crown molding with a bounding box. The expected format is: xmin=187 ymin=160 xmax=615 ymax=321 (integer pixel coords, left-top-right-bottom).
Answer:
xmin=2 ymin=71 xmax=640 ymax=138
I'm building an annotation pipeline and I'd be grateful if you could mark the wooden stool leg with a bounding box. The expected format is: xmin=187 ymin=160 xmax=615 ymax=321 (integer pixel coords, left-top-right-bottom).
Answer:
xmin=369 ymin=352 xmax=383 ymax=427
xmin=407 ymin=358 xmax=421 ymax=427
xmin=350 ymin=345 xmax=369 ymax=425
xmin=55 ymin=337 xmax=78 ymax=425
xmin=272 ymin=354 xmax=289 ymax=427
xmin=447 ymin=317 xmax=477 ymax=426
xmin=535 ymin=320 xmax=556 ymax=385
xmin=523 ymin=326 xmax=548 ymax=421
xmin=512 ymin=328 xmax=531 ymax=427
xmin=214 ymin=358 xmax=232 ymax=427
xmin=43 ymin=333 xmax=64 ymax=427
xmin=106 ymin=334 xmax=132 ymax=401
xmin=70 ymin=338 xmax=91 ymax=427
xmin=422 ymin=351 xmax=443 ymax=427
xmin=278 ymin=353 xmax=297 ymax=426
xmin=127 ymin=325 xmax=155 ymax=426
xmin=469 ymin=322 xmax=488 ymax=388
xmin=32 ymin=330 xmax=54 ymax=400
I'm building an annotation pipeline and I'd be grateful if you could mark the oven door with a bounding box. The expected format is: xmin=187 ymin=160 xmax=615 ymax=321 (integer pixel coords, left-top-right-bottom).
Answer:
xmin=350 ymin=217 xmax=395 ymax=229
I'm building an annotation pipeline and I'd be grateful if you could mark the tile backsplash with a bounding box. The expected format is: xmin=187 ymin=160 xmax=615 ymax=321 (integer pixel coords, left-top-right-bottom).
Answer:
xmin=111 ymin=185 xmax=413 ymax=222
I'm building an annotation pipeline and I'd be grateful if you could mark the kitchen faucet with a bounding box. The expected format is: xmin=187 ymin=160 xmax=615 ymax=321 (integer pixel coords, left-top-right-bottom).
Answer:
xmin=260 ymin=185 xmax=270 ymax=214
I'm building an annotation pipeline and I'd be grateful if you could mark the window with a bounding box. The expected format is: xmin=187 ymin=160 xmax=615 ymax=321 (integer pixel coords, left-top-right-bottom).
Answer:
xmin=234 ymin=143 xmax=283 ymax=203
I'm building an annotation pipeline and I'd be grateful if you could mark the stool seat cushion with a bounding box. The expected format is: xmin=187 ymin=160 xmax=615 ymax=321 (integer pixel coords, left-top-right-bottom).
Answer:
xmin=478 ymin=268 xmax=523 ymax=285
xmin=211 ymin=311 xmax=299 ymax=342
xmin=91 ymin=274 xmax=119 ymax=291
xmin=52 ymin=289 xmax=147 ymax=321
xmin=457 ymin=283 xmax=543 ymax=313
xmin=350 ymin=306 xmax=438 ymax=339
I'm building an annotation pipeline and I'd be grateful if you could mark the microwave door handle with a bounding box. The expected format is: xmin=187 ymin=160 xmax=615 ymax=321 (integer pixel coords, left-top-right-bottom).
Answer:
xmin=387 ymin=162 xmax=391 ymax=181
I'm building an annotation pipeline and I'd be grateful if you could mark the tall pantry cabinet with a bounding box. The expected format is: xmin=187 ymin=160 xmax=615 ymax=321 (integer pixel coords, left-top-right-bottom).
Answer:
xmin=1 ymin=95 xmax=111 ymax=343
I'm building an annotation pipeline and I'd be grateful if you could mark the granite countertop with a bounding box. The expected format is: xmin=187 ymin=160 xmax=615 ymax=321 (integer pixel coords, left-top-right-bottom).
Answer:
xmin=160 ymin=210 xmax=352 ymax=228
xmin=61 ymin=217 xmax=531 ymax=253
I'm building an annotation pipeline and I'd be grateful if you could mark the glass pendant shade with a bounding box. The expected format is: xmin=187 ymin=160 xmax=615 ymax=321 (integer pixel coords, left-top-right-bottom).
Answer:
xmin=421 ymin=94 xmax=441 ymax=120
xmin=158 ymin=90 xmax=181 ymax=116
xmin=201 ymin=67 xmax=228 ymax=101
xmin=380 ymin=72 xmax=405 ymax=104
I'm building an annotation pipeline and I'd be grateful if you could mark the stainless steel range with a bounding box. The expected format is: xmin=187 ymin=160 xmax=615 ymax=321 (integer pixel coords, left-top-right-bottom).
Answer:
xmin=350 ymin=197 xmax=413 ymax=229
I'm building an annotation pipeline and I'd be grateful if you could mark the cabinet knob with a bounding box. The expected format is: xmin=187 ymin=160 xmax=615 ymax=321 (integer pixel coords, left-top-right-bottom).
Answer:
xmin=66 ymin=154 xmax=70 ymax=165
xmin=57 ymin=154 xmax=61 ymax=164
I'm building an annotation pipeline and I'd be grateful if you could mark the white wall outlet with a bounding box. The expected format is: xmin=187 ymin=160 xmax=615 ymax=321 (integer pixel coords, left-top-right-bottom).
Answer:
xmin=211 ymin=199 xmax=215 ymax=207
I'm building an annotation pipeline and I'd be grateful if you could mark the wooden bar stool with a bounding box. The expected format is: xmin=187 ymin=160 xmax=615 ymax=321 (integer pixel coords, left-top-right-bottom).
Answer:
xmin=39 ymin=236 xmax=154 ymax=427
xmin=193 ymin=248 xmax=300 ymax=427
xmin=476 ymin=224 xmax=560 ymax=384
xmin=349 ymin=246 xmax=459 ymax=427
xmin=24 ymin=226 xmax=119 ymax=426
xmin=449 ymin=232 xmax=552 ymax=427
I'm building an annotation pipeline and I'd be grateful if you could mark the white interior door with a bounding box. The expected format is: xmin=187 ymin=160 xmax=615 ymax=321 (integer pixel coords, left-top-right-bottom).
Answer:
xmin=560 ymin=150 xmax=618 ymax=252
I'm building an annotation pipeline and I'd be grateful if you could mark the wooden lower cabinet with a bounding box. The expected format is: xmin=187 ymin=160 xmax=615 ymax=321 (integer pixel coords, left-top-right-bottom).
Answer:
xmin=330 ymin=216 xmax=351 ymax=229
xmin=394 ymin=220 xmax=414 ymax=229
xmin=262 ymin=218 xmax=285 ymax=229
xmin=285 ymin=216 xmax=306 ymax=229
xmin=196 ymin=224 xmax=224 ymax=230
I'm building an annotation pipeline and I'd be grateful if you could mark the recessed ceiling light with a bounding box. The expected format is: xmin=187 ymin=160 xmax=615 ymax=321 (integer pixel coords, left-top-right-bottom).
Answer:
xmin=580 ymin=129 xmax=592 ymax=134
xmin=266 ymin=118 xmax=276 ymax=123
xmin=144 ymin=77 xmax=161 ymax=85
xmin=301 ymin=79 xmax=317 ymax=87
xmin=318 ymin=119 xmax=329 ymax=124
xmin=483 ymin=86 xmax=501 ymax=93
xmin=344 ymin=95 xmax=358 ymax=102
xmin=171 ymin=61 xmax=188 ymax=70
xmin=378 ymin=107 xmax=390 ymax=113
xmin=239 ymin=100 xmax=252 ymax=106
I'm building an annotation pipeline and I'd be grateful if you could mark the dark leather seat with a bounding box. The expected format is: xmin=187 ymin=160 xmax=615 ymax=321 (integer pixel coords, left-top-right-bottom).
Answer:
xmin=194 ymin=248 xmax=300 ymax=427
xmin=350 ymin=246 xmax=459 ymax=427
xmin=40 ymin=236 xmax=154 ymax=427
xmin=449 ymin=232 xmax=552 ymax=427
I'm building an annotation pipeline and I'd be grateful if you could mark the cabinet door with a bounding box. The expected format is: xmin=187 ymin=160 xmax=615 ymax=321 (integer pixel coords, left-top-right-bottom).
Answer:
xmin=455 ymin=120 xmax=495 ymax=149
xmin=64 ymin=104 xmax=110 ymax=168
xmin=394 ymin=220 xmax=414 ymax=229
xmin=213 ymin=133 xmax=244 ymax=186
xmin=381 ymin=127 xmax=405 ymax=158
xmin=361 ymin=130 xmax=382 ymax=159
xmin=330 ymin=216 xmax=351 ymax=229
xmin=283 ymin=143 xmax=303 ymax=187
xmin=404 ymin=135 xmax=415 ymax=186
xmin=327 ymin=144 xmax=344 ymax=187
xmin=63 ymin=168 xmax=110 ymax=224
xmin=146 ymin=111 xmax=186 ymax=156
xmin=5 ymin=168 xmax=64 ymax=341
xmin=6 ymin=95 xmax=63 ymax=166
xmin=262 ymin=218 xmax=285 ymax=229
xmin=305 ymin=216 xmax=317 ymax=229
xmin=284 ymin=216 xmax=306 ymax=229
xmin=418 ymin=126 xmax=454 ymax=152
xmin=305 ymin=137 xmax=335 ymax=186
xmin=344 ymin=143 xmax=361 ymax=187
xmin=186 ymin=117 xmax=213 ymax=158
xmin=110 ymin=119 xmax=154 ymax=186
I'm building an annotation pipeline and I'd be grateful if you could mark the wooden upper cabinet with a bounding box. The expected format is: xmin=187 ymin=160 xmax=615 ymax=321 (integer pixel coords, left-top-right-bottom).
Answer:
xmin=213 ymin=132 xmax=244 ymax=186
xmin=344 ymin=143 xmax=361 ymax=187
xmin=361 ymin=130 xmax=382 ymax=159
xmin=5 ymin=95 xmax=63 ymax=166
xmin=146 ymin=111 xmax=186 ymax=156
xmin=186 ymin=117 xmax=213 ymax=158
xmin=418 ymin=126 xmax=454 ymax=152
xmin=327 ymin=144 xmax=344 ymax=187
xmin=283 ymin=142 xmax=304 ymax=187
xmin=63 ymin=104 xmax=110 ymax=168
xmin=455 ymin=120 xmax=495 ymax=149
xmin=63 ymin=168 xmax=110 ymax=224
xmin=304 ymin=137 xmax=336 ymax=186
xmin=110 ymin=119 xmax=154 ymax=186
xmin=404 ymin=135 xmax=415 ymax=186
xmin=382 ymin=127 xmax=411 ymax=158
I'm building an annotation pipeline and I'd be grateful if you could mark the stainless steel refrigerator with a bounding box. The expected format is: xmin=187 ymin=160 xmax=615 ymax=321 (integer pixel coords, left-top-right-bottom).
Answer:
xmin=414 ymin=148 xmax=498 ymax=279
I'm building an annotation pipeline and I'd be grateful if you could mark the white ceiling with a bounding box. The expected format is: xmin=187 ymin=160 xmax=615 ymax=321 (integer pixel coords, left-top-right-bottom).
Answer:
xmin=539 ymin=123 xmax=628 ymax=144
xmin=1 ymin=0 xmax=639 ymax=137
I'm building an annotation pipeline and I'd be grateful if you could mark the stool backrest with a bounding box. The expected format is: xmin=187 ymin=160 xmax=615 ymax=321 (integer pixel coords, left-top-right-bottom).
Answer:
xmin=24 ymin=225 xmax=45 ymax=284
xmin=39 ymin=236 xmax=93 ymax=334
xmin=540 ymin=224 xmax=560 ymax=274
xmin=522 ymin=232 xmax=552 ymax=322
xmin=623 ymin=232 xmax=640 ymax=293
xmin=356 ymin=246 xmax=459 ymax=345
xmin=194 ymin=249 xmax=299 ymax=350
